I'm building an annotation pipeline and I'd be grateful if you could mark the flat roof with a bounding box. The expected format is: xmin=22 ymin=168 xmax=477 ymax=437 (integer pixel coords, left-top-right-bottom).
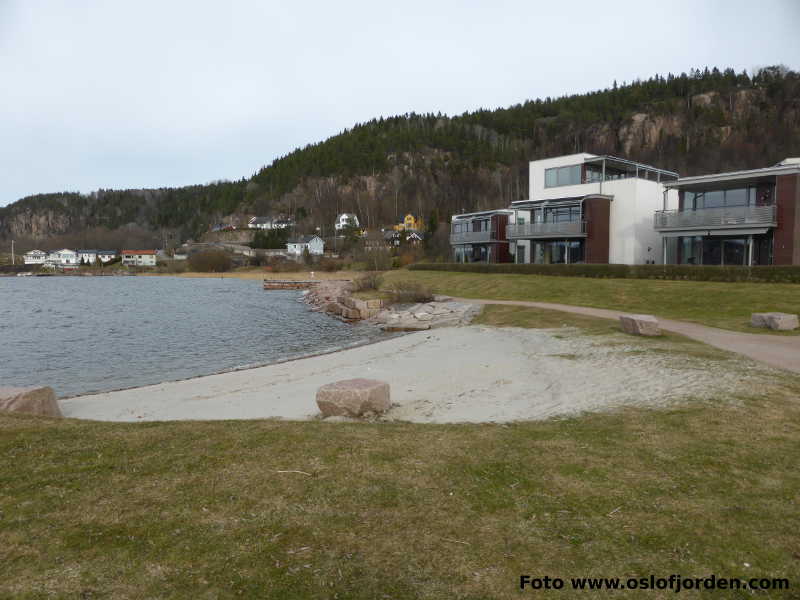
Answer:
xmin=451 ymin=209 xmax=513 ymax=220
xmin=665 ymin=162 xmax=800 ymax=188
xmin=583 ymin=155 xmax=679 ymax=178
xmin=511 ymin=194 xmax=613 ymax=208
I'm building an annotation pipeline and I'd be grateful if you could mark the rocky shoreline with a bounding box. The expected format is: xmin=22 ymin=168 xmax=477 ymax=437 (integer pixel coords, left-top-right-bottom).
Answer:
xmin=301 ymin=279 xmax=480 ymax=331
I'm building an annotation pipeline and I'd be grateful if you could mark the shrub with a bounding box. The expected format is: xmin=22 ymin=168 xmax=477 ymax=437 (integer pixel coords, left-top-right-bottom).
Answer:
xmin=387 ymin=280 xmax=434 ymax=304
xmin=352 ymin=272 xmax=383 ymax=292
xmin=408 ymin=263 xmax=800 ymax=284
xmin=187 ymin=250 xmax=233 ymax=273
xmin=268 ymin=258 xmax=305 ymax=273
xmin=319 ymin=258 xmax=343 ymax=272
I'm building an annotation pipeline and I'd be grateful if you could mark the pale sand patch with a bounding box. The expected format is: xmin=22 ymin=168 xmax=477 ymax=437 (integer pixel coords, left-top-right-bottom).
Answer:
xmin=59 ymin=326 xmax=763 ymax=423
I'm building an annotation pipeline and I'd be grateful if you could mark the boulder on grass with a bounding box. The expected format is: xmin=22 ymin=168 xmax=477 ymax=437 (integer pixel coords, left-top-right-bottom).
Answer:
xmin=316 ymin=379 xmax=390 ymax=418
xmin=619 ymin=314 xmax=661 ymax=337
xmin=751 ymin=312 xmax=799 ymax=331
xmin=0 ymin=386 xmax=62 ymax=417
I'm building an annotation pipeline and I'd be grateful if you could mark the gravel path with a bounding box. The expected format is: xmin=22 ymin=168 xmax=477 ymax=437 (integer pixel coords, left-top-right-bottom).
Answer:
xmin=455 ymin=298 xmax=800 ymax=374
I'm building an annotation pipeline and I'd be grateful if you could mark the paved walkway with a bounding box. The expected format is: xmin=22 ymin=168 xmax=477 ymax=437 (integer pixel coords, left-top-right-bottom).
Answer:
xmin=455 ymin=298 xmax=800 ymax=374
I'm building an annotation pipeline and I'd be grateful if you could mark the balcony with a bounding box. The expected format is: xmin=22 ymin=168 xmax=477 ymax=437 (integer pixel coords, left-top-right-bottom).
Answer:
xmin=449 ymin=230 xmax=497 ymax=244
xmin=506 ymin=221 xmax=587 ymax=239
xmin=653 ymin=205 xmax=777 ymax=231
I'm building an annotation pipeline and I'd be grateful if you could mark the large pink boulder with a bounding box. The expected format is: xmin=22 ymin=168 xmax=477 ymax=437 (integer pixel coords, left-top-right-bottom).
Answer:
xmin=316 ymin=378 xmax=390 ymax=418
xmin=0 ymin=386 xmax=62 ymax=417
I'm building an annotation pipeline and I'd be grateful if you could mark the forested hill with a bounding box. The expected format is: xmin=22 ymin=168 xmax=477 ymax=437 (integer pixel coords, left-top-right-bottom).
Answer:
xmin=3 ymin=66 xmax=799 ymax=246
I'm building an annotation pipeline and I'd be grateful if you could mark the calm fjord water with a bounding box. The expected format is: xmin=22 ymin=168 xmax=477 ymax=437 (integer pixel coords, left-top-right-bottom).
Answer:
xmin=0 ymin=276 xmax=384 ymax=397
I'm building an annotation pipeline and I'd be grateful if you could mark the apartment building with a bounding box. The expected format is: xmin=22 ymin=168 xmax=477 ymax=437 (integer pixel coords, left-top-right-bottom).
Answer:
xmin=449 ymin=209 xmax=512 ymax=263
xmin=449 ymin=153 xmax=678 ymax=264
xmin=655 ymin=158 xmax=800 ymax=265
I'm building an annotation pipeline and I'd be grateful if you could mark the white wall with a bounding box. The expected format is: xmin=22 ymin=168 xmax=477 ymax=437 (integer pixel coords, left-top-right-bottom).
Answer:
xmin=529 ymin=153 xmax=598 ymax=201
xmin=604 ymin=178 xmax=677 ymax=264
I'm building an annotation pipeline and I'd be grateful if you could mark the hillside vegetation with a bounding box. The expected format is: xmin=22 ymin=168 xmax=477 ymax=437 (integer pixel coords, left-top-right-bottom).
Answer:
xmin=2 ymin=66 xmax=799 ymax=249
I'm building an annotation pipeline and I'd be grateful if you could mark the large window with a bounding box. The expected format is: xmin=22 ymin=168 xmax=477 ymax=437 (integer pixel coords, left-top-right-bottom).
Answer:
xmin=531 ymin=205 xmax=582 ymax=223
xmin=531 ymin=240 xmax=585 ymax=264
xmin=545 ymin=165 xmax=581 ymax=188
xmin=685 ymin=186 xmax=768 ymax=210
xmin=670 ymin=233 xmax=773 ymax=266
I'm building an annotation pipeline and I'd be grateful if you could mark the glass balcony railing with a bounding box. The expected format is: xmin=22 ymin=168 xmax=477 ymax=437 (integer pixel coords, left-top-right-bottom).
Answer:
xmin=449 ymin=230 xmax=496 ymax=244
xmin=653 ymin=205 xmax=777 ymax=230
xmin=506 ymin=221 xmax=587 ymax=239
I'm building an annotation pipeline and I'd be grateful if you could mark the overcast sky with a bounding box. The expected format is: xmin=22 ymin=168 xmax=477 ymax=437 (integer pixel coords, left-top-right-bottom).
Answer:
xmin=1 ymin=0 xmax=798 ymax=206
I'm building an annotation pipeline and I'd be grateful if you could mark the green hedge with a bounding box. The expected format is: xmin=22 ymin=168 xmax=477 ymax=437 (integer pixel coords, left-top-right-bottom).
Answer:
xmin=408 ymin=262 xmax=800 ymax=283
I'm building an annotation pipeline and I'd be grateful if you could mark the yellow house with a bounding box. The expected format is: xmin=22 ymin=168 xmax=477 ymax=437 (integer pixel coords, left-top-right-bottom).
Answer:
xmin=393 ymin=213 xmax=421 ymax=232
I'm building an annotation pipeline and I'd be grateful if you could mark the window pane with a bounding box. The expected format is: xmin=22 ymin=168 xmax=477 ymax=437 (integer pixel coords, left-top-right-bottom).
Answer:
xmin=570 ymin=165 xmax=581 ymax=185
xmin=725 ymin=188 xmax=747 ymax=206
xmin=704 ymin=190 xmax=724 ymax=208
xmin=545 ymin=168 xmax=557 ymax=188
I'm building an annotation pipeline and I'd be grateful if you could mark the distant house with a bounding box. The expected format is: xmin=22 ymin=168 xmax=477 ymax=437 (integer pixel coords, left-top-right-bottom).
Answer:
xmin=287 ymin=235 xmax=325 ymax=256
xmin=405 ymin=231 xmax=425 ymax=246
xmin=364 ymin=230 xmax=390 ymax=252
xmin=121 ymin=250 xmax=157 ymax=267
xmin=23 ymin=249 xmax=47 ymax=265
xmin=249 ymin=216 xmax=295 ymax=230
xmin=393 ymin=213 xmax=422 ymax=232
xmin=383 ymin=230 xmax=402 ymax=247
xmin=334 ymin=213 xmax=359 ymax=232
xmin=97 ymin=250 xmax=118 ymax=263
xmin=383 ymin=229 xmax=425 ymax=247
xmin=77 ymin=249 xmax=98 ymax=265
xmin=47 ymin=249 xmax=80 ymax=269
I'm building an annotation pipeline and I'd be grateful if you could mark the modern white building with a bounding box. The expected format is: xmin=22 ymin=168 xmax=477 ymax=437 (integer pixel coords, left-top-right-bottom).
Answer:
xmin=334 ymin=213 xmax=359 ymax=232
xmin=287 ymin=235 xmax=325 ymax=256
xmin=505 ymin=154 xmax=678 ymax=265
xmin=121 ymin=250 xmax=157 ymax=267
xmin=23 ymin=249 xmax=47 ymax=265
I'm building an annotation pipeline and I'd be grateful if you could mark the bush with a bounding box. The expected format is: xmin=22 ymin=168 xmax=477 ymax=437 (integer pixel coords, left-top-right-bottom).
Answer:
xmin=267 ymin=258 xmax=305 ymax=273
xmin=387 ymin=280 xmax=434 ymax=304
xmin=160 ymin=260 xmax=188 ymax=274
xmin=408 ymin=263 xmax=800 ymax=283
xmin=318 ymin=258 xmax=342 ymax=272
xmin=352 ymin=272 xmax=383 ymax=292
xmin=187 ymin=250 xmax=233 ymax=273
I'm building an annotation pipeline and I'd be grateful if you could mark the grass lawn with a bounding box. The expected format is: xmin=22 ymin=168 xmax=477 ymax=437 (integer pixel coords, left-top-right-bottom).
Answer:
xmin=382 ymin=270 xmax=800 ymax=334
xmin=2 ymin=306 xmax=799 ymax=598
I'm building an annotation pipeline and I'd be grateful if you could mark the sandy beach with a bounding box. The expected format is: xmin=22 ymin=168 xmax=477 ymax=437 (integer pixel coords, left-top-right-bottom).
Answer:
xmin=60 ymin=325 xmax=761 ymax=423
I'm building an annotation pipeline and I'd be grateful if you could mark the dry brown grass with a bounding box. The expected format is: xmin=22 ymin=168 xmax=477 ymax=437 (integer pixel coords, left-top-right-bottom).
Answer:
xmin=2 ymin=381 xmax=799 ymax=598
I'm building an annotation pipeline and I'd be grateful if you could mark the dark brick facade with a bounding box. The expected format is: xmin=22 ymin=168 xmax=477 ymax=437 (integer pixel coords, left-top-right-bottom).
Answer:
xmin=583 ymin=196 xmax=611 ymax=263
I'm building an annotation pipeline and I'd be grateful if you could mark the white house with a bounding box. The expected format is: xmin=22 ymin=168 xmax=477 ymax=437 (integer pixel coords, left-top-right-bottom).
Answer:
xmin=23 ymin=249 xmax=47 ymax=265
xmin=97 ymin=250 xmax=118 ymax=263
xmin=286 ymin=235 xmax=325 ymax=256
xmin=505 ymin=153 xmax=679 ymax=265
xmin=47 ymin=249 xmax=80 ymax=269
xmin=121 ymin=250 xmax=157 ymax=267
xmin=334 ymin=213 xmax=359 ymax=232
xmin=77 ymin=249 xmax=98 ymax=265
